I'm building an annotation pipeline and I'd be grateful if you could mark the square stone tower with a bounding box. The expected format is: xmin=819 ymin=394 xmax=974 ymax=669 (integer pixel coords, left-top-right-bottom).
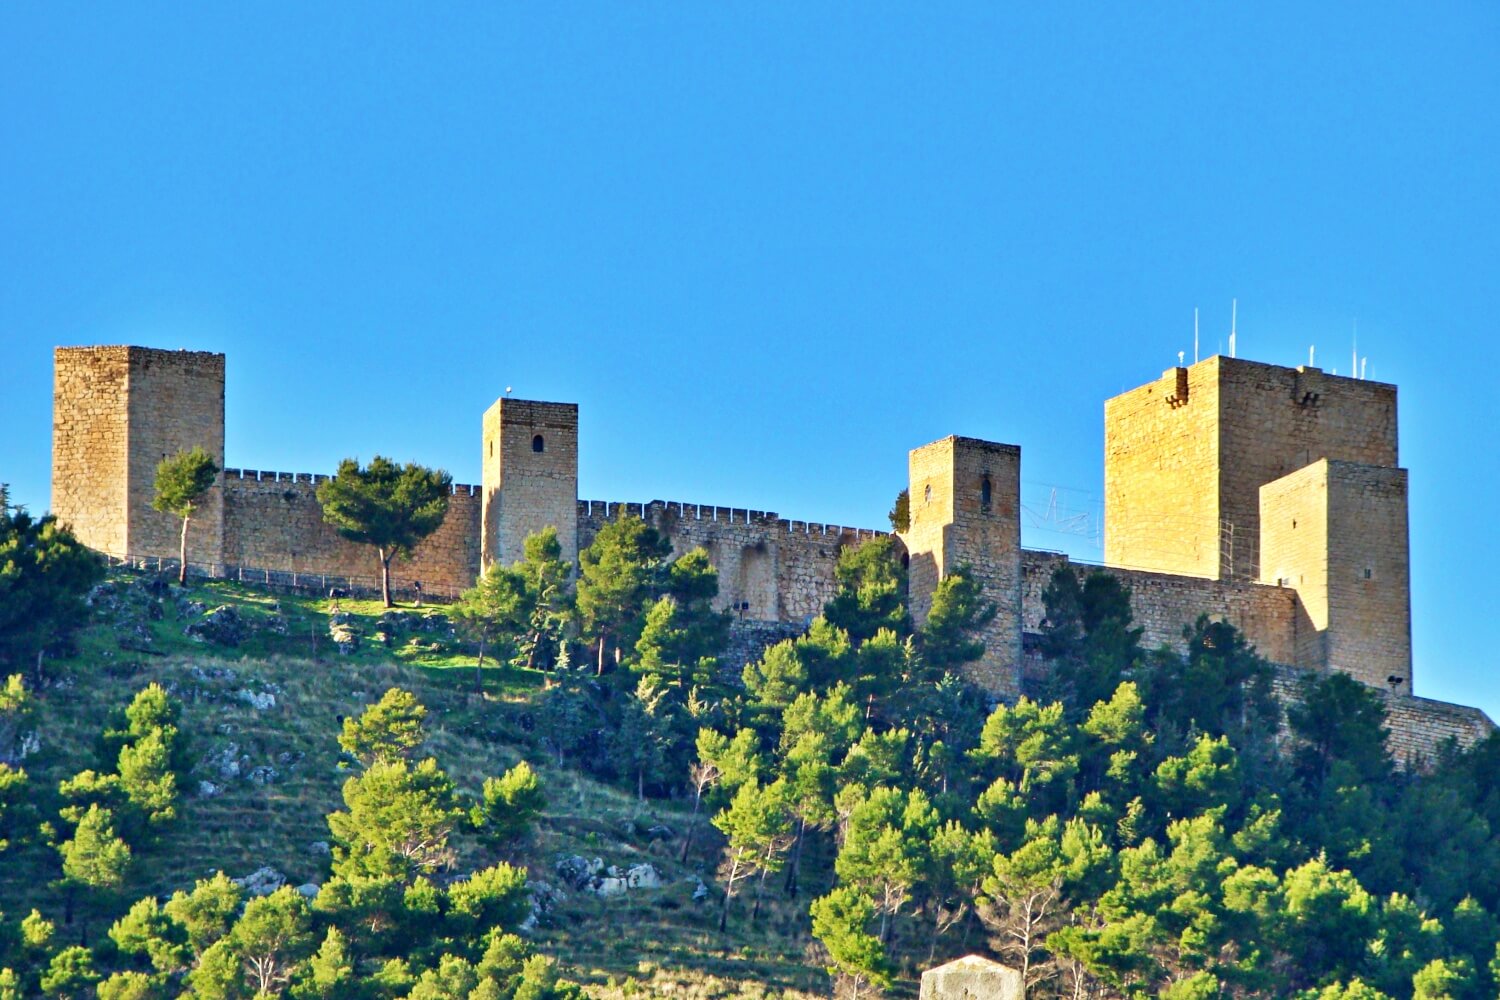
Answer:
xmin=480 ymin=398 xmax=579 ymax=570
xmin=52 ymin=346 xmax=226 ymax=567
xmin=1105 ymin=357 xmax=1398 ymax=582
xmin=906 ymin=436 xmax=1022 ymax=698
xmin=1260 ymin=460 xmax=1412 ymax=689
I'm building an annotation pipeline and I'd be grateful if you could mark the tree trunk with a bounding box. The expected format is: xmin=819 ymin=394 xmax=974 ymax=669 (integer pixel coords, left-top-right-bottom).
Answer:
xmin=178 ymin=515 xmax=190 ymax=585
xmin=680 ymin=788 xmax=703 ymax=864
xmin=784 ymin=816 xmax=807 ymax=896
xmin=752 ymin=865 xmax=769 ymax=921
xmin=596 ymin=635 xmax=608 ymax=676
xmin=379 ymin=548 xmax=393 ymax=608
xmin=719 ymin=855 xmax=740 ymax=932
xmin=475 ymin=638 xmax=486 ymax=694
xmin=637 ymin=766 xmax=645 ymax=802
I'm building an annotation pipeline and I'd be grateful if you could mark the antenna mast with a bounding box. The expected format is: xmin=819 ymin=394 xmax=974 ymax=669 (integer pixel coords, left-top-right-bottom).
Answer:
xmin=1229 ymin=299 xmax=1237 ymax=358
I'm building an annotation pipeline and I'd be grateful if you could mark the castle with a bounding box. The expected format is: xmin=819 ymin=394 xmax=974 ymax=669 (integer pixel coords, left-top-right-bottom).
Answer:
xmin=51 ymin=345 xmax=1494 ymax=759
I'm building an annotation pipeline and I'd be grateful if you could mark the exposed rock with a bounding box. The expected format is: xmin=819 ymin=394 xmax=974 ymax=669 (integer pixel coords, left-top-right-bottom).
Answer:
xmin=237 ymin=689 xmax=277 ymax=711
xmin=308 ymin=840 xmax=331 ymax=856
xmin=329 ymin=616 xmax=360 ymax=655
xmin=203 ymin=743 xmax=246 ymax=780
xmin=233 ymin=867 xmax=286 ymax=897
xmin=198 ymin=780 xmax=222 ymax=798
xmin=247 ymin=765 xmax=278 ymax=786
xmin=626 ymin=863 xmax=662 ymax=890
xmin=118 ymin=623 xmax=154 ymax=652
xmin=185 ymin=605 xmax=247 ymax=647
xmin=692 ymin=879 xmax=710 ymax=903
xmin=295 ymin=883 xmax=320 ymax=899
xmin=520 ymin=879 xmax=566 ymax=933
xmin=554 ymin=855 xmax=605 ymax=891
xmin=645 ymin=824 xmax=676 ymax=841
xmin=592 ymin=877 xmax=629 ymax=897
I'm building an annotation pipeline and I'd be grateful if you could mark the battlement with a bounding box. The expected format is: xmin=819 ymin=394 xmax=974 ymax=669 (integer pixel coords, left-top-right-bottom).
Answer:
xmin=576 ymin=498 xmax=886 ymax=540
xmin=222 ymin=468 xmax=482 ymax=496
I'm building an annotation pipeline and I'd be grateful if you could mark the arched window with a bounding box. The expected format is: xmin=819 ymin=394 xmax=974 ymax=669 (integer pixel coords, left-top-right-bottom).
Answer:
xmin=981 ymin=474 xmax=993 ymax=511
xmin=924 ymin=484 xmax=932 ymax=503
xmin=532 ymin=434 xmax=545 ymax=453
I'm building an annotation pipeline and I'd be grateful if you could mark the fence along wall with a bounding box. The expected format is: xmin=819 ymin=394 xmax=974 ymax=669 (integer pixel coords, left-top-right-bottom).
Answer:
xmin=577 ymin=499 xmax=884 ymax=624
xmin=221 ymin=470 xmax=481 ymax=594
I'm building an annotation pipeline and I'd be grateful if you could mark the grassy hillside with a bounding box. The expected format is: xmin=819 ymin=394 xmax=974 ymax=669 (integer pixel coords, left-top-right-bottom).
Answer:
xmin=9 ymin=569 xmax=831 ymax=998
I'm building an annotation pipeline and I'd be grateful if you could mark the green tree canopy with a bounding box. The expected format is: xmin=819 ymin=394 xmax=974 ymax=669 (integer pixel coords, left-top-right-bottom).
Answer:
xmin=150 ymin=446 xmax=220 ymax=584
xmin=315 ymin=456 xmax=451 ymax=607
xmin=0 ymin=504 xmax=102 ymax=678
xmin=575 ymin=515 xmax=671 ymax=675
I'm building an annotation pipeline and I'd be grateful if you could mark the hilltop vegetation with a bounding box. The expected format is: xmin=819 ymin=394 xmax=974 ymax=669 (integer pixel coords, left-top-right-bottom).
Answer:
xmin=5 ymin=501 xmax=1500 ymax=998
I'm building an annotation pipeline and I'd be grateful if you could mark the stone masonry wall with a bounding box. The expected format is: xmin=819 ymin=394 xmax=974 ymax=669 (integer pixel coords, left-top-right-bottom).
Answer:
xmin=905 ymin=438 xmax=958 ymax=628
xmin=1216 ymin=359 xmax=1397 ymax=581
xmin=1104 ymin=358 xmax=1399 ymax=585
xmin=124 ymin=349 xmax=226 ymax=568
xmin=1271 ymin=666 xmax=1494 ymax=768
xmin=1022 ymin=550 xmax=1299 ymax=665
xmin=222 ymin=470 xmax=481 ymax=596
xmin=1324 ymin=461 xmax=1412 ymax=688
xmin=53 ymin=347 xmax=132 ymax=554
xmin=1258 ymin=462 xmax=1331 ymax=670
xmin=482 ymin=399 xmax=579 ymax=570
xmin=905 ymin=437 xmax=1023 ymax=698
xmin=1104 ymin=362 xmax=1222 ymax=579
xmin=576 ymin=499 xmax=881 ymax=625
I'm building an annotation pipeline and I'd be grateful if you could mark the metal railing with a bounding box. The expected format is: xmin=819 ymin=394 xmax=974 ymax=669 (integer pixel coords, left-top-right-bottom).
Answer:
xmin=100 ymin=552 xmax=463 ymax=603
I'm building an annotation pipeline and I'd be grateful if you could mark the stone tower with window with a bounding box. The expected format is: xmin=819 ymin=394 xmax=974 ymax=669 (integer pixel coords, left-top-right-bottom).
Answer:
xmin=904 ymin=435 xmax=1023 ymax=698
xmin=480 ymin=398 xmax=579 ymax=570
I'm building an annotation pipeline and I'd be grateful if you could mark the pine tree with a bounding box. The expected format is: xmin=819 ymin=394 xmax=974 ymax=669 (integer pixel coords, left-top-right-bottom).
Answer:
xmin=315 ymin=456 xmax=451 ymax=607
xmin=575 ymin=515 xmax=670 ymax=675
xmin=151 ymin=446 xmax=220 ymax=584
xmin=339 ymin=688 xmax=427 ymax=768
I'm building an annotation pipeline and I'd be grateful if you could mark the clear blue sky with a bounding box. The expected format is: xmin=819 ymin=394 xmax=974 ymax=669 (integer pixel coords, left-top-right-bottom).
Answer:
xmin=3 ymin=6 xmax=1498 ymax=714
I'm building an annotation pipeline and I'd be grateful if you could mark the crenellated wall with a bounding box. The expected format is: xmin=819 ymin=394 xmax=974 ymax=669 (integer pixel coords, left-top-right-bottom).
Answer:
xmin=577 ymin=499 xmax=884 ymax=625
xmin=48 ymin=344 xmax=1496 ymax=759
xmin=221 ymin=469 xmax=481 ymax=594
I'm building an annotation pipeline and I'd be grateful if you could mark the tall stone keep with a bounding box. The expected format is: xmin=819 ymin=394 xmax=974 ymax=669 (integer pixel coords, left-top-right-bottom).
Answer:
xmin=481 ymin=398 xmax=579 ymax=570
xmin=52 ymin=346 xmax=226 ymax=567
xmin=1260 ymin=459 xmax=1412 ymax=689
xmin=1105 ymin=356 xmax=1398 ymax=582
xmin=905 ymin=436 xmax=1022 ymax=698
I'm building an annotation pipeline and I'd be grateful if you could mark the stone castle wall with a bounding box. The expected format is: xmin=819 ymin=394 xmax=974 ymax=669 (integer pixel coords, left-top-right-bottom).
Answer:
xmin=52 ymin=347 xmax=225 ymax=564
xmin=1104 ymin=358 xmax=1399 ymax=584
xmin=1022 ymin=550 xmax=1301 ymax=665
xmin=53 ymin=347 xmax=133 ymax=555
xmin=483 ymin=399 xmax=579 ymax=570
xmin=221 ymin=470 xmax=481 ymax=595
xmin=125 ymin=350 xmax=226 ymax=568
xmin=1217 ymin=360 xmax=1397 ymax=581
xmin=1104 ymin=361 xmax=1223 ymax=579
xmin=576 ymin=499 xmax=881 ymax=625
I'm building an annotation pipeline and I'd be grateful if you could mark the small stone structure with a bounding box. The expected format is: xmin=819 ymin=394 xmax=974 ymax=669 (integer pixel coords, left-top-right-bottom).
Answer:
xmin=49 ymin=346 xmax=1497 ymax=759
xmin=919 ymin=955 xmax=1024 ymax=999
